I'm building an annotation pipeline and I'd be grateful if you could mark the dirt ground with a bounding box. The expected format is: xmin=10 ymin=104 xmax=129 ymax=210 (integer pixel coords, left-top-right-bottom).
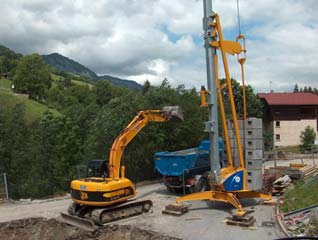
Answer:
xmin=0 ymin=217 xmax=180 ymax=240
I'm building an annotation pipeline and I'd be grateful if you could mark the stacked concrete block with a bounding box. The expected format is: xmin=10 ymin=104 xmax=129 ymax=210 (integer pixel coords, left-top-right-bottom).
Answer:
xmin=223 ymin=118 xmax=264 ymax=191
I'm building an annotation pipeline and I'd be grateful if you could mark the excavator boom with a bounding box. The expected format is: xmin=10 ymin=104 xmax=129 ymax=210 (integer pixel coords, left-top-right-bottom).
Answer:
xmin=109 ymin=106 xmax=183 ymax=178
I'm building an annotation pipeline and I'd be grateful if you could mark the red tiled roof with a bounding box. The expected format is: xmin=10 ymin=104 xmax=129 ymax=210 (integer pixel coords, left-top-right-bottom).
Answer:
xmin=257 ymin=92 xmax=318 ymax=106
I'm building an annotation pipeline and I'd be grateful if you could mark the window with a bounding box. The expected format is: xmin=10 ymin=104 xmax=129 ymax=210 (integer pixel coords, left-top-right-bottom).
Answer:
xmin=276 ymin=134 xmax=280 ymax=141
xmin=275 ymin=121 xmax=280 ymax=128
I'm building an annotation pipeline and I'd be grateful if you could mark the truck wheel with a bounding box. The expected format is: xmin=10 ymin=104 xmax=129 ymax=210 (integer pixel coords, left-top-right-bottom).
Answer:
xmin=166 ymin=186 xmax=176 ymax=194
xmin=194 ymin=178 xmax=209 ymax=192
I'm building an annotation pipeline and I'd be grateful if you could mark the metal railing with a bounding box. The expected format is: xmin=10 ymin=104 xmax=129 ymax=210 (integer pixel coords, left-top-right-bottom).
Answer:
xmin=265 ymin=145 xmax=318 ymax=163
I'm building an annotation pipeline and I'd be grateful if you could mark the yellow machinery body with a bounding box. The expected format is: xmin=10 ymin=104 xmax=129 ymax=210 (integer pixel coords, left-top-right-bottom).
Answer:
xmin=170 ymin=13 xmax=272 ymax=217
xmin=66 ymin=106 xmax=183 ymax=224
xmin=70 ymin=177 xmax=136 ymax=207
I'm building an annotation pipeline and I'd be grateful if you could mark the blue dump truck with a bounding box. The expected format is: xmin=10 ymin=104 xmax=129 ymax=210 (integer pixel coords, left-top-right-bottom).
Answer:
xmin=154 ymin=140 xmax=223 ymax=193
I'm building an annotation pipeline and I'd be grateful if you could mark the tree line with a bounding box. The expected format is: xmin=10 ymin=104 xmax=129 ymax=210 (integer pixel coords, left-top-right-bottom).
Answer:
xmin=293 ymin=84 xmax=318 ymax=94
xmin=0 ymin=48 xmax=262 ymax=199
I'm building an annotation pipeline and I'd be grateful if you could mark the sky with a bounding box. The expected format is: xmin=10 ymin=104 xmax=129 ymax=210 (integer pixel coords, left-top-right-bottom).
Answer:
xmin=0 ymin=0 xmax=317 ymax=93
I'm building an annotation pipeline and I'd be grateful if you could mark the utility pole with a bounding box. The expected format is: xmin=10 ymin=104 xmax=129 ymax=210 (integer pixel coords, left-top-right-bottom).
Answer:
xmin=202 ymin=0 xmax=221 ymax=183
xmin=3 ymin=173 xmax=9 ymax=202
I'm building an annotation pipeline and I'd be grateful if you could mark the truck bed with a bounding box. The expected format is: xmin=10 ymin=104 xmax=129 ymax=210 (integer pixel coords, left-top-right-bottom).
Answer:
xmin=154 ymin=140 xmax=223 ymax=177
xmin=154 ymin=150 xmax=209 ymax=176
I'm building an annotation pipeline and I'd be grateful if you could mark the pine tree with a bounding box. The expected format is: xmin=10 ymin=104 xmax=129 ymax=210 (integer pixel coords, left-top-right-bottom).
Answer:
xmin=300 ymin=126 xmax=316 ymax=153
xmin=308 ymin=86 xmax=312 ymax=93
xmin=142 ymin=80 xmax=151 ymax=95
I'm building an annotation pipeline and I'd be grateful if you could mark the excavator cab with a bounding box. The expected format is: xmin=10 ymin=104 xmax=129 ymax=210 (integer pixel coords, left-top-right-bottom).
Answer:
xmin=87 ymin=160 xmax=108 ymax=178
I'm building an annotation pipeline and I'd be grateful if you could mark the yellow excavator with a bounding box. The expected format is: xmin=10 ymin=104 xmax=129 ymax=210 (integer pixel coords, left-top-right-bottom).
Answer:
xmin=61 ymin=106 xmax=183 ymax=230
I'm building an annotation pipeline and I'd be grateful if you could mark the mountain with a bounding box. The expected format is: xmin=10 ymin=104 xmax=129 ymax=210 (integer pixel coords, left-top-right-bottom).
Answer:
xmin=42 ymin=53 xmax=97 ymax=80
xmin=42 ymin=53 xmax=142 ymax=90
xmin=0 ymin=45 xmax=22 ymax=60
xmin=98 ymin=75 xmax=142 ymax=90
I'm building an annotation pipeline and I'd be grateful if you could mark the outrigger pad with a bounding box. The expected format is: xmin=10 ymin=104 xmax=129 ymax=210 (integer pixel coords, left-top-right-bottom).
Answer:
xmin=162 ymin=204 xmax=188 ymax=216
xmin=261 ymin=198 xmax=277 ymax=205
xmin=162 ymin=106 xmax=184 ymax=122
xmin=225 ymin=212 xmax=256 ymax=227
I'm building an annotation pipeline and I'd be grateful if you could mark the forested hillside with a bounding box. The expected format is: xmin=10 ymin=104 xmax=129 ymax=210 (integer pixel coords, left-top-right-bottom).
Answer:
xmin=42 ymin=52 xmax=142 ymax=90
xmin=0 ymin=45 xmax=262 ymax=199
xmin=42 ymin=53 xmax=98 ymax=80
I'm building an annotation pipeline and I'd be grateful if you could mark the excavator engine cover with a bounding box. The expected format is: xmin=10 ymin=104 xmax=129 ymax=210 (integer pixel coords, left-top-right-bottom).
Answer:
xmin=162 ymin=106 xmax=184 ymax=121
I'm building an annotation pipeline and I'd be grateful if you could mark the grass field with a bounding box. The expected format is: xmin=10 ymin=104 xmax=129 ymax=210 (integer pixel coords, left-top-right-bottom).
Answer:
xmin=0 ymin=78 xmax=12 ymax=90
xmin=0 ymin=74 xmax=92 ymax=123
xmin=71 ymin=79 xmax=94 ymax=89
xmin=282 ymin=177 xmax=318 ymax=213
xmin=51 ymin=73 xmax=63 ymax=81
xmin=273 ymin=145 xmax=301 ymax=153
xmin=0 ymin=88 xmax=60 ymax=123
xmin=51 ymin=73 xmax=94 ymax=89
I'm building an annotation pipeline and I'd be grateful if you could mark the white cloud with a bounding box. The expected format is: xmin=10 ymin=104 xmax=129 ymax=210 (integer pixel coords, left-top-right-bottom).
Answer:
xmin=0 ymin=0 xmax=317 ymax=92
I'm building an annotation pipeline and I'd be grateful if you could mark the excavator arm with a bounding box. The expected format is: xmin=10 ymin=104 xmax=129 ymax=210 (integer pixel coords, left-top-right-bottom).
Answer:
xmin=109 ymin=106 xmax=183 ymax=179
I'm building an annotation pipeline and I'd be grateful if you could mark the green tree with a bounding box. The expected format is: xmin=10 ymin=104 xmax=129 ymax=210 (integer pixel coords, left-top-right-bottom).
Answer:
xmin=263 ymin=131 xmax=273 ymax=151
xmin=0 ymin=104 xmax=35 ymax=198
xmin=142 ymin=80 xmax=151 ymax=95
xmin=95 ymin=80 xmax=113 ymax=106
xmin=219 ymin=78 xmax=262 ymax=118
xmin=65 ymin=85 xmax=95 ymax=106
xmin=308 ymin=86 xmax=312 ymax=93
xmin=293 ymin=84 xmax=299 ymax=93
xmin=0 ymin=45 xmax=21 ymax=74
xmin=13 ymin=54 xmax=52 ymax=100
xmin=62 ymin=75 xmax=73 ymax=88
xmin=300 ymin=126 xmax=316 ymax=153
xmin=0 ymin=56 xmax=11 ymax=73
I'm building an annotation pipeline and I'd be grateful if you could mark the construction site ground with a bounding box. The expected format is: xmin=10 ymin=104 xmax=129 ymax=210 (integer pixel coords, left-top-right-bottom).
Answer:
xmin=2 ymin=158 xmax=316 ymax=239
xmin=0 ymin=181 xmax=287 ymax=240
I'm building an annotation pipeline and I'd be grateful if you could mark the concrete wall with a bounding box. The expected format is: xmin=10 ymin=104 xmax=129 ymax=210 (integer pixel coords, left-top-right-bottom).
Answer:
xmin=273 ymin=119 xmax=317 ymax=147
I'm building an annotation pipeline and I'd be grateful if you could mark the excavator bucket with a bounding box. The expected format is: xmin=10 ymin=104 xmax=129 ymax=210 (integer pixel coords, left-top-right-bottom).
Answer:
xmin=162 ymin=106 xmax=184 ymax=121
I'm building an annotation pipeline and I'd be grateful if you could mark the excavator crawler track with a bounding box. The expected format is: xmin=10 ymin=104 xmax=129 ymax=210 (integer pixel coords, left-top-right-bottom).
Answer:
xmin=61 ymin=200 xmax=153 ymax=231
xmin=91 ymin=200 xmax=153 ymax=225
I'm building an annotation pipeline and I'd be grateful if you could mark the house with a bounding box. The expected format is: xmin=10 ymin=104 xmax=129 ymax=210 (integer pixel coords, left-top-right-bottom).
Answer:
xmin=257 ymin=92 xmax=318 ymax=148
xmin=0 ymin=73 xmax=9 ymax=78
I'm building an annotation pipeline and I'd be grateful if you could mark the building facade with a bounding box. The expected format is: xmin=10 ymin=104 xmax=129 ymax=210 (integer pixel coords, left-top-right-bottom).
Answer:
xmin=257 ymin=93 xmax=318 ymax=148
